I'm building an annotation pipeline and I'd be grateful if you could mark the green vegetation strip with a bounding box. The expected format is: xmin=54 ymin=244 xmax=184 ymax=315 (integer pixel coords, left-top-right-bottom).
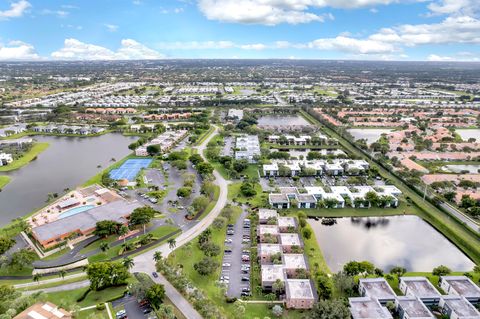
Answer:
xmin=301 ymin=109 xmax=480 ymax=264
xmin=195 ymin=126 xmax=215 ymax=146
xmin=0 ymin=176 xmax=11 ymax=189
xmin=0 ymin=143 xmax=49 ymax=172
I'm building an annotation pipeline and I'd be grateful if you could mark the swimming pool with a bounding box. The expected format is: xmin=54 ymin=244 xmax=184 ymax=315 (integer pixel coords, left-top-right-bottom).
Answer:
xmin=59 ymin=205 xmax=95 ymax=219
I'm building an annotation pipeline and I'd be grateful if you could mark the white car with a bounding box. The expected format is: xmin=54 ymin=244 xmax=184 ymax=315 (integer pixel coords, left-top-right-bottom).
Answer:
xmin=222 ymin=263 xmax=231 ymax=267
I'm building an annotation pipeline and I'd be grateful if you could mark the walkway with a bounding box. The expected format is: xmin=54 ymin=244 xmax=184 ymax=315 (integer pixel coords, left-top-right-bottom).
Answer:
xmin=14 ymin=272 xmax=86 ymax=289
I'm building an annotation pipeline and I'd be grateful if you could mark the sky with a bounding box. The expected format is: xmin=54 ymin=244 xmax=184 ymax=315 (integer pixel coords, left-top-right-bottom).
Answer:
xmin=0 ymin=0 xmax=479 ymax=61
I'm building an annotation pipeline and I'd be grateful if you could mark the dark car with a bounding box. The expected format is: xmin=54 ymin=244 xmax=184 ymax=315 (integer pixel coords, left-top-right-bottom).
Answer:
xmin=224 ymin=249 xmax=232 ymax=253
xmin=152 ymin=272 xmax=158 ymax=278
xmin=241 ymin=292 xmax=251 ymax=297
xmin=242 ymin=287 xmax=251 ymax=292
xmin=241 ymin=276 xmax=250 ymax=281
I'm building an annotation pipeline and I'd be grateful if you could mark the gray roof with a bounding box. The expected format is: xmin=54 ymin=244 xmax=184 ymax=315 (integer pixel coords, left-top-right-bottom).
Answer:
xmin=32 ymin=200 xmax=142 ymax=242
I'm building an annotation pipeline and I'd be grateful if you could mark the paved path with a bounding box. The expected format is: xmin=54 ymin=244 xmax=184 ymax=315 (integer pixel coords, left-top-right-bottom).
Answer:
xmin=23 ymin=279 xmax=90 ymax=295
xmin=14 ymin=272 xmax=86 ymax=288
xmin=131 ymin=126 xmax=229 ymax=319
xmin=441 ymin=202 xmax=480 ymax=233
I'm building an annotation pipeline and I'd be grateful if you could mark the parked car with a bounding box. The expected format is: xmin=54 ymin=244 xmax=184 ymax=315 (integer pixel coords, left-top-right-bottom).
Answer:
xmin=222 ymin=263 xmax=231 ymax=267
xmin=241 ymin=277 xmax=250 ymax=281
xmin=152 ymin=272 xmax=158 ymax=278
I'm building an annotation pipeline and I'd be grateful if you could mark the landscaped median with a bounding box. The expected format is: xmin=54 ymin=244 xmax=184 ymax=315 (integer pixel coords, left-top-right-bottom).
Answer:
xmin=0 ymin=142 xmax=49 ymax=172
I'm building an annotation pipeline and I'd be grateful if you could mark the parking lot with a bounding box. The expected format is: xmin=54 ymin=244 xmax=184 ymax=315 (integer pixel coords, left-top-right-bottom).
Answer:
xmin=220 ymin=207 xmax=252 ymax=298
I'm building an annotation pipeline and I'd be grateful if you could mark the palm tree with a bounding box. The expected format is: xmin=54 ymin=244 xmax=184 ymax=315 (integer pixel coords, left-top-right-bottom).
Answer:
xmin=168 ymin=238 xmax=176 ymax=250
xmin=33 ymin=273 xmax=41 ymax=285
xmin=118 ymin=225 xmax=129 ymax=243
xmin=122 ymin=256 xmax=134 ymax=270
xmin=100 ymin=242 xmax=110 ymax=252
xmin=153 ymin=251 xmax=163 ymax=262
xmin=59 ymin=269 xmax=67 ymax=280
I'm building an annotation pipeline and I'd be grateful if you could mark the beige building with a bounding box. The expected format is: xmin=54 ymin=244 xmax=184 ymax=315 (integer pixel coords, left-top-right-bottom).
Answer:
xmin=14 ymin=302 xmax=72 ymax=319
xmin=285 ymin=279 xmax=315 ymax=309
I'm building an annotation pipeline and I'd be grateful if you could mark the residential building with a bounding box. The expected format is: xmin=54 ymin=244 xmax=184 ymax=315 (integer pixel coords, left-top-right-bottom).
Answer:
xmin=261 ymin=264 xmax=285 ymax=290
xmin=235 ymin=135 xmax=260 ymax=163
xmin=440 ymin=276 xmax=480 ymax=304
xmin=285 ymin=279 xmax=315 ymax=309
xmin=359 ymin=278 xmax=397 ymax=305
xmin=399 ymin=277 xmax=442 ymax=306
xmin=439 ymin=295 xmax=480 ymax=319
xmin=14 ymin=302 xmax=72 ymax=319
xmin=258 ymin=208 xmax=278 ymax=224
xmin=349 ymin=297 xmax=393 ymax=319
xmin=279 ymin=233 xmax=302 ymax=253
xmin=395 ymin=296 xmax=435 ymax=319
xmin=258 ymin=244 xmax=282 ymax=264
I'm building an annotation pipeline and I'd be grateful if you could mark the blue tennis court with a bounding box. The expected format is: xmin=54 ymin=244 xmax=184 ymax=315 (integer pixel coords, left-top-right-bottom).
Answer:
xmin=109 ymin=158 xmax=152 ymax=181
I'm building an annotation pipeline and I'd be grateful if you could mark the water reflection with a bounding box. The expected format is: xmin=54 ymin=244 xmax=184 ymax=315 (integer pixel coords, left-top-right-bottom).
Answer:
xmin=309 ymin=216 xmax=474 ymax=272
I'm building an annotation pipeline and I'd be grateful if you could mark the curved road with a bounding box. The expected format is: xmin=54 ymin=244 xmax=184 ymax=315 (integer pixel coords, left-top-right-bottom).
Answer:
xmin=131 ymin=126 xmax=229 ymax=319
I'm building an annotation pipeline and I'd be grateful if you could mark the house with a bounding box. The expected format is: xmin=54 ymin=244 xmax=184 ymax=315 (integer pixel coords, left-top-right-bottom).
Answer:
xmin=349 ymin=297 xmax=393 ymax=319
xmin=440 ymin=276 xmax=480 ymax=304
xmin=258 ymin=209 xmax=278 ymax=224
xmin=285 ymin=279 xmax=315 ymax=309
xmin=258 ymin=244 xmax=282 ymax=264
xmin=359 ymin=278 xmax=397 ymax=305
xmin=395 ymin=296 xmax=435 ymax=319
xmin=257 ymin=225 xmax=279 ymax=243
xmin=438 ymin=295 xmax=480 ymax=319
xmin=14 ymin=302 xmax=72 ymax=319
xmin=263 ymin=163 xmax=279 ymax=177
xmin=277 ymin=217 xmax=296 ymax=232
xmin=227 ymin=109 xmax=244 ymax=121
xmin=399 ymin=277 xmax=442 ymax=306
xmin=261 ymin=264 xmax=285 ymax=290
xmin=283 ymin=254 xmax=308 ymax=277
xmin=279 ymin=233 xmax=302 ymax=253
xmin=269 ymin=193 xmax=290 ymax=209
xmin=296 ymin=194 xmax=317 ymax=209
xmin=324 ymin=162 xmax=344 ymax=175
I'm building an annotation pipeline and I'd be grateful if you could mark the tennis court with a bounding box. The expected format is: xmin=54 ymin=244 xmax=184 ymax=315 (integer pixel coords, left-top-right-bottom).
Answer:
xmin=109 ymin=158 xmax=153 ymax=181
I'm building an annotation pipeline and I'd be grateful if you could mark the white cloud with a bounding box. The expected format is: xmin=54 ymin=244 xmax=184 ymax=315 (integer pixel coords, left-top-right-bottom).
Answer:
xmin=51 ymin=38 xmax=165 ymax=60
xmin=0 ymin=41 xmax=40 ymax=60
xmin=308 ymin=36 xmax=396 ymax=54
xmin=370 ymin=16 xmax=480 ymax=45
xmin=41 ymin=9 xmax=69 ymax=18
xmin=427 ymin=54 xmax=453 ymax=61
xmin=104 ymin=24 xmax=119 ymax=32
xmin=197 ymin=0 xmax=419 ymax=25
xmin=156 ymin=41 xmax=270 ymax=50
xmin=0 ymin=0 xmax=30 ymax=20
xmin=239 ymin=43 xmax=267 ymax=50
xmin=427 ymin=0 xmax=478 ymax=16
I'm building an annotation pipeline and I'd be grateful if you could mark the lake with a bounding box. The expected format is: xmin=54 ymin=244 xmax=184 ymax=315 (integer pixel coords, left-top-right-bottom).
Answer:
xmin=309 ymin=216 xmax=474 ymax=272
xmin=444 ymin=164 xmax=480 ymax=173
xmin=456 ymin=129 xmax=480 ymax=142
xmin=347 ymin=128 xmax=393 ymax=144
xmin=257 ymin=115 xmax=311 ymax=127
xmin=0 ymin=134 xmax=137 ymax=225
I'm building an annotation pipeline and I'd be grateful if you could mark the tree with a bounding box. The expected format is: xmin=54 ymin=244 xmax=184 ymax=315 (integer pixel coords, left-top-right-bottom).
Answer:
xmin=302 ymin=228 xmax=312 ymax=240
xmin=189 ymin=154 xmax=203 ymax=165
xmin=100 ymin=242 xmax=110 ymax=252
xmin=59 ymin=269 xmax=67 ymax=280
xmin=177 ymin=187 xmax=192 ymax=198
xmin=153 ymin=251 xmax=163 ymax=262
xmin=201 ymin=181 xmax=216 ymax=199
xmin=146 ymin=145 xmax=161 ymax=156
xmin=200 ymin=241 xmax=221 ymax=257
xmin=154 ymin=304 xmax=175 ymax=319
xmin=316 ymin=271 xmax=333 ymax=300
xmin=130 ymin=206 xmax=156 ymax=234
xmin=122 ymin=257 xmax=134 ymax=270
xmin=272 ymin=279 xmax=284 ymax=296
xmin=194 ymin=257 xmax=219 ymax=276
xmin=192 ymin=196 xmax=209 ymax=215
xmin=343 ymin=261 xmax=375 ymax=276
xmin=168 ymin=238 xmax=176 ymax=250
xmin=306 ymin=299 xmax=350 ymax=319
xmin=118 ymin=225 xmax=129 ymax=243
xmin=0 ymin=237 xmax=15 ymax=255
xmin=196 ymin=162 xmax=214 ymax=176
xmin=240 ymin=181 xmax=257 ymax=197
xmin=94 ymin=220 xmax=121 ymax=237
xmin=390 ymin=266 xmax=407 ymax=278
xmin=146 ymin=284 xmax=166 ymax=308
xmin=272 ymin=305 xmax=283 ymax=318
xmin=10 ymin=249 xmax=36 ymax=270
xmin=33 ymin=273 xmax=41 ymax=285
xmin=333 ymin=272 xmax=356 ymax=297
xmin=86 ymin=262 xmax=130 ymax=291
xmin=432 ymin=265 xmax=451 ymax=277
xmin=233 ymin=160 xmax=248 ymax=173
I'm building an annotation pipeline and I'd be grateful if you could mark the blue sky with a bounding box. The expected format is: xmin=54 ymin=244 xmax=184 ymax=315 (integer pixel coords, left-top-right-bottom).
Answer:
xmin=0 ymin=0 xmax=479 ymax=61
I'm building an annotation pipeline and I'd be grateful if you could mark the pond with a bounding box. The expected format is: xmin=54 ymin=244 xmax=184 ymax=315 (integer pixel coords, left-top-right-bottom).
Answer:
xmin=0 ymin=134 xmax=137 ymax=226
xmin=444 ymin=164 xmax=480 ymax=174
xmin=257 ymin=114 xmax=311 ymax=127
xmin=347 ymin=128 xmax=393 ymax=144
xmin=456 ymin=129 xmax=480 ymax=142
xmin=308 ymin=215 xmax=474 ymax=272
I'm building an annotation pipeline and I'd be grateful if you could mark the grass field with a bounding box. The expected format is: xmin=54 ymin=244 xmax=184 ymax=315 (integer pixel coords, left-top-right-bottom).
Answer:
xmin=0 ymin=143 xmax=49 ymax=172
xmin=0 ymin=175 xmax=11 ymax=189
xmin=44 ymin=284 xmax=129 ymax=308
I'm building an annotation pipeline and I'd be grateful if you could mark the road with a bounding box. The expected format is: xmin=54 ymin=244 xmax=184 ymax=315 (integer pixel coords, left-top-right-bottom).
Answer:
xmin=131 ymin=125 xmax=229 ymax=319
xmin=23 ymin=279 xmax=90 ymax=295
xmin=441 ymin=202 xmax=480 ymax=233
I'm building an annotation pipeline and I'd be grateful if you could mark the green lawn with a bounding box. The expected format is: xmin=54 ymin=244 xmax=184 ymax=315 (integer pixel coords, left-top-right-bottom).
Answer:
xmin=20 ymin=275 xmax=88 ymax=291
xmin=76 ymin=308 xmax=108 ymax=319
xmin=0 ymin=143 xmax=49 ymax=172
xmin=0 ymin=175 xmax=11 ymax=189
xmin=44 ymin=284 xmax=128 ymax=308
xmin=228 ymin=182 xmax=266 ymax=208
